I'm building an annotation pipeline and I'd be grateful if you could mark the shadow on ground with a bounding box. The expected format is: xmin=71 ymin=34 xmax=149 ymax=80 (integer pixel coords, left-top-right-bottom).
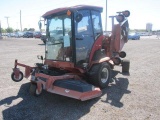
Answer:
xmin=0 ymin=83 xmax=100 ymax=120
xmin=0 ymin=71 xmax=130 ymax=120
xmin=38 ymin=43 xmax=45 ymax=46
xmin=101 ymin=70 xmax=131 ymax=108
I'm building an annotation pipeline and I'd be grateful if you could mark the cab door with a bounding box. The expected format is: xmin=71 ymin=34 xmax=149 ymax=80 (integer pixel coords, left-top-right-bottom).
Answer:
xmin=74 ymin=10 xmax=94 ymax=66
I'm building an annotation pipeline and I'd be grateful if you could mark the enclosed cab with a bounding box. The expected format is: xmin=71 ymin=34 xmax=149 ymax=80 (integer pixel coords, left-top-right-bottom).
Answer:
xmin=42 ymin=5 xmax=103 ymax=67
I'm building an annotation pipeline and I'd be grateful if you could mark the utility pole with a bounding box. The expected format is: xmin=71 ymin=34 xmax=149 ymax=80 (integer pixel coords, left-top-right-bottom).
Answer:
xmin=20 ymin=10 xmax=22 ymax=31
xmin=0 ymin=21 xmax=2 ymax=36
xmin=5 ymin=16 xmax=9 ymax=28
xmin=0 ymin=21 xmax=2 ymax=39
xmin=16 ymin=22 xmax=18 ymax=30
xmin=105 ymin=0 xmax=107 ymax=31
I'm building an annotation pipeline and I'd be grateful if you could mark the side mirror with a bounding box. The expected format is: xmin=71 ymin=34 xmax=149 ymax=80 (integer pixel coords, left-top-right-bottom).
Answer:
xmin=37 ymin=55 xmax=43 ymax=60
xmin=38 ymin=21 xmax=42 ymax=30
xmin=75 ymin=13 xmax=83 ymax=22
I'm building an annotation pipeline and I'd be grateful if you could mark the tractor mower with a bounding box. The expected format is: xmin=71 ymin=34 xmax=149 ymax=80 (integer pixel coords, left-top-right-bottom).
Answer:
xmin=11 ymin=5 xmax=130 ymax=101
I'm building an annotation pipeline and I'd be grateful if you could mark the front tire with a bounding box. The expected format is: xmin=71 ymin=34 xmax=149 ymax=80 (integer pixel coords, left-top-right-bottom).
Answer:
xmin=29 ymin=83 xmax=42 ymax=96
xmin=90 ymin=62 xmax=111 ymax=89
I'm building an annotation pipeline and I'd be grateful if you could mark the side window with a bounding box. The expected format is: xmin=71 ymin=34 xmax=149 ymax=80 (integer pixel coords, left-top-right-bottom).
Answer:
xmin=91 ymin=11 xmax=102 ymax=36
xmin=64 ymin=17 xmax=72 ymax=38
xmin=75 ymin=10 xmax=93 ymax=35
xmin=64 ymin=17 xmax=71 ymax=47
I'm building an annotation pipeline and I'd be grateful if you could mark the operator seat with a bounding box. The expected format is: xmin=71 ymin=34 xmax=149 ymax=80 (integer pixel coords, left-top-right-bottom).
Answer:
xmin=57 ymin=47 xmax=72 ymax=61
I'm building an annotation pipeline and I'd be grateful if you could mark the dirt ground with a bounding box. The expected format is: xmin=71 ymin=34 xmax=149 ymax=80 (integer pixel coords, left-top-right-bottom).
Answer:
xmin=0 ymin=36 xmax=160 ymax=120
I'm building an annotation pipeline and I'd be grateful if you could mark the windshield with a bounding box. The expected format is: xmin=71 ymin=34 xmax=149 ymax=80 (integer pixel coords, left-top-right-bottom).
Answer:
xmin=46 ymin=14 xmax=72 ymax=61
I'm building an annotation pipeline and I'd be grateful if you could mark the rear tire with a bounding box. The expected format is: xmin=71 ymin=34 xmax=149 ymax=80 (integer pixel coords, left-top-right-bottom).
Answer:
xmin=89 ymin=62 xmax=111 ymax=89
xmin=122 ymin=59 xmax=130 ymax=73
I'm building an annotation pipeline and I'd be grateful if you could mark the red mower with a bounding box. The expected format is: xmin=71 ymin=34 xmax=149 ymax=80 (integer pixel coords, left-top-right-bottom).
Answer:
xmin=11 ymin=5 xmax=130 ymax=101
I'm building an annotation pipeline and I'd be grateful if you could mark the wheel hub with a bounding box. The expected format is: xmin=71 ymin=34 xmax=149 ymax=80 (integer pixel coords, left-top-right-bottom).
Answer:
xmin=101 ymin=68 xmax=109 ymax=83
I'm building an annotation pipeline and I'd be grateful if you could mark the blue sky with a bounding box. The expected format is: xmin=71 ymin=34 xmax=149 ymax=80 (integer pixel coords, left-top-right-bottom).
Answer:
xmin=0 ymin=0 xmax=160 ymax=31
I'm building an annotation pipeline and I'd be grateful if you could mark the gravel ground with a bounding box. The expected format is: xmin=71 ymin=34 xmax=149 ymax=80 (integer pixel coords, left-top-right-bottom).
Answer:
xmin=0 ymin=36 xmax=160 ymax=120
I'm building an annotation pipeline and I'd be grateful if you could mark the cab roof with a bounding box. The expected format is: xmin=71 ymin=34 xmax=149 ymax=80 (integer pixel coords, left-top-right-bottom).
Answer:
xmin=42 ymin=5 xmax=103 ymax=18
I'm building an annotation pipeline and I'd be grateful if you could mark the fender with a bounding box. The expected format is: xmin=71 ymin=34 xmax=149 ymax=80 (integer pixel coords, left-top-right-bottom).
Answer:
xmin=89 ymin=57 xmax=114 ymax=70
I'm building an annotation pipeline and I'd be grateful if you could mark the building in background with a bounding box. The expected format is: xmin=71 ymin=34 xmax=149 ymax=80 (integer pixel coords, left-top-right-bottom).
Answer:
xmin=146 ymin=23 xmax=152 ymax=32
